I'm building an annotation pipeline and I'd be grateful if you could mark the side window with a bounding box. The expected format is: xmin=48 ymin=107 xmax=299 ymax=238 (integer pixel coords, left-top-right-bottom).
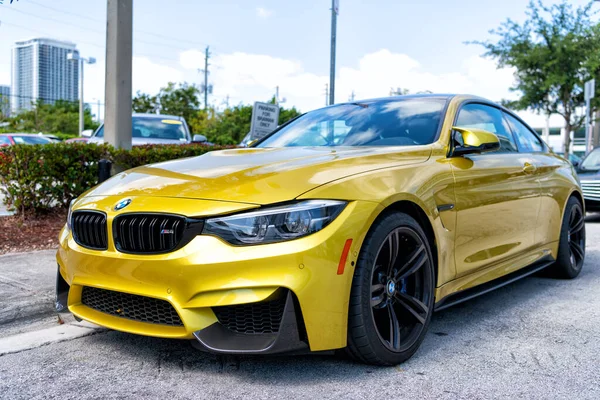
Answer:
xmin=455 ymin=103 xmax=518 ymax=152
xmin=95 ymin=125 xmax=104 ymax=138
xmin=504 ymin=113 xmax=543 ymax=152
xmin=0 ymin=136 xmax=10 ymax=145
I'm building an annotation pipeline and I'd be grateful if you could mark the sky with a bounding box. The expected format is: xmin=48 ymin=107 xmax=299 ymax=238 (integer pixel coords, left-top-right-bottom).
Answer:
xmin=0 ymin=0 xmax=595 ymax=128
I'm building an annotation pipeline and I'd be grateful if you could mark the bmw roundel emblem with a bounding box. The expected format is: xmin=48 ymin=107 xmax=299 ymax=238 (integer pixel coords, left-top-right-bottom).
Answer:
xmin=114 ymin=198 xmax=132 ymax=211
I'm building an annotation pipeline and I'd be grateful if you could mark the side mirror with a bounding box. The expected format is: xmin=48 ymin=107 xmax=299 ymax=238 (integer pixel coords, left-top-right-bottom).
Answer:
xmin=192 ymin=134 xmax=207 ymax=143
xmin=450 ymin=126 xmax=500 ymax=157
xmin=81 ymin=129 xmax=93 ymax=138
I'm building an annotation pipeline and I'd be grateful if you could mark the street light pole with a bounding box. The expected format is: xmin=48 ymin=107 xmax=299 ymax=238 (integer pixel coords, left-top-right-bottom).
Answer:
xmin=67 ymin=53 xmax=96 ymax=135
xmin=329 ymin=0 xmax=338 ymax=106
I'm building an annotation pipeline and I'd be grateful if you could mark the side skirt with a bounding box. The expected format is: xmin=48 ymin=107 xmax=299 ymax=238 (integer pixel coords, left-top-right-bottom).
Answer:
xmin=434 ymin=257 xmax=555 ymax=311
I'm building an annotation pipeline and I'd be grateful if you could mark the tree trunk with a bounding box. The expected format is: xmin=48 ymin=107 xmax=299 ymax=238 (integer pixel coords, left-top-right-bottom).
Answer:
xmin=563 ymin=110 xmax=572 ymax=155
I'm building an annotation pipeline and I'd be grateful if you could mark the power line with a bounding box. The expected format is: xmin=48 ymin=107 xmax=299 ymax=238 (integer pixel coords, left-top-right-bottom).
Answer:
xmin=25 ymin=0 xmax=210 ymax=49
xmin=1 ymin=21 xmax=187 ymax=63
xmin=3 ymin=6 xmax=206 ymax=53
xmin=26 ymin=0 xmax=102 ymax=23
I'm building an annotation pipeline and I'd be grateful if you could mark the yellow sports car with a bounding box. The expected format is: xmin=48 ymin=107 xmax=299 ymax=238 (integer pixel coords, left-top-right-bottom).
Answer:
xmin=56 ymin=94 xmax=585 ymax=365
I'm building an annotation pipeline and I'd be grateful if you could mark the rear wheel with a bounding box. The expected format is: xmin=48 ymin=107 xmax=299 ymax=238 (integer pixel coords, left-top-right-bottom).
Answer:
xmin=549 ymin=196 xmax=585 ymax=279
xmin=346 ymin=212 xmax=435 ymax=365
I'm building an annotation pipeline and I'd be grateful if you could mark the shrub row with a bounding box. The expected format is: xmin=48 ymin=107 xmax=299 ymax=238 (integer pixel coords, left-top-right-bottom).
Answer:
xmin=0 ymin=142 xmax=227 ymax=215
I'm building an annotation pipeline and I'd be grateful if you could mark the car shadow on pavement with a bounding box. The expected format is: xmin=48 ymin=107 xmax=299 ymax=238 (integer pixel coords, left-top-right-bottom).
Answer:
xmin=82 ymin=234 xmax=599 ymax=382
xmin=586 ymin=213 xmax=600 ymax=223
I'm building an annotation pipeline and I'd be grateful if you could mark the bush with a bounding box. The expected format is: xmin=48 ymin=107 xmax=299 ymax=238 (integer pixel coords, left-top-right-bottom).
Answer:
xmin=0 ymin=143 xmax=229 ymax=215
xmin=111 ymin=143 xmax=225 ymax=170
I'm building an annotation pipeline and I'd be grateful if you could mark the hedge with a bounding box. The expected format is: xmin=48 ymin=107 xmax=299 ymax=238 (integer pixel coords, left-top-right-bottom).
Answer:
xmin=0 ymin=142 xmax=228 ymax=215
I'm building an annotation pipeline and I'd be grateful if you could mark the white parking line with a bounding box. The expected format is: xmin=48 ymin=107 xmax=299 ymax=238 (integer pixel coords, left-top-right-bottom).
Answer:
xmin=0 ymin=321 xmax=106 ymax=356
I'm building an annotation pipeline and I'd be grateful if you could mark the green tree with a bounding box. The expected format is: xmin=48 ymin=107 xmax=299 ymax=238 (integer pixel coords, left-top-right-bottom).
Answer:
xmin=132 ymin=91 xmax=157 ymax=114
xmin=9 ymin=100 xmax=98 ymax=135
xmin=156 ymin=82 xmax=201 ymax=123
xmin=475 ymin=0 xmax=600 ymax=154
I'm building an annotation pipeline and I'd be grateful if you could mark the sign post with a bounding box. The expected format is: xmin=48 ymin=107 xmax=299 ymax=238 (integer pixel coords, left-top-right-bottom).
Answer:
xmin=249 ymin=102 xmax=280 ymax=142
xmin=585 ymin=79 xmax=595 ymax=155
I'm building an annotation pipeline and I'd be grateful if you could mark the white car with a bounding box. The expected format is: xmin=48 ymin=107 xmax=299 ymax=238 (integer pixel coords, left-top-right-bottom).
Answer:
xmin=87 ymin=113 xmax=207 ymax=145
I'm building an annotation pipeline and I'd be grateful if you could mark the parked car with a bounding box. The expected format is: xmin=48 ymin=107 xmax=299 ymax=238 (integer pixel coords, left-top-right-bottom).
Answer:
xmin=65 ymin=137 xmax=90 ymax=144
xmin=577 ymin=147 xmax=600 ymax=212
xmin=57 ymin=94 xmax=585 ymax=366
xmin=0 ymin=133 xmax=54 ymax=146
xmin=556 ymin=151 xmax=582 ymax=167
xmin=87 ymin=113 xmax=208 ymax=145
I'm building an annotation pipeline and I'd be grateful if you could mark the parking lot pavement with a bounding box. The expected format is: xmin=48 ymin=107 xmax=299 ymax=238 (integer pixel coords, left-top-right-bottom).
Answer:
xmin=0 ymin=251 xmax=58 ymax=337
xmin=1 ymin=220 xmax=599 ymax=399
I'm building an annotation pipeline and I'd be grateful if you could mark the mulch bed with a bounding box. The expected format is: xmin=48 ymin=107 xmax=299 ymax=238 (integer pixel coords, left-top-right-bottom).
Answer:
xmin=0 ymin=210 xmax=66 ymax=255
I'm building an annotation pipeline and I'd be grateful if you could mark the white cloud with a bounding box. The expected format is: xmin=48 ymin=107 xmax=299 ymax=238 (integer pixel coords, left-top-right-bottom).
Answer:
xmin=256 ymin=7 xmax=274 ymax=19
xmin=87 ymin=47 xmax=555 ymax=128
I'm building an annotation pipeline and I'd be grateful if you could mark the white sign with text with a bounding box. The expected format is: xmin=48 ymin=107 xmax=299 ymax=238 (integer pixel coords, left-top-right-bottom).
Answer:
xmin=250 ymin=102 xmax=280 ymax=140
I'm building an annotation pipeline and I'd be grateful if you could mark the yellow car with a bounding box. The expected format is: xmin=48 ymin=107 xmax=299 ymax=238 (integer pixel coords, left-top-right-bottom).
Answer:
xmin=56 ymin=94 xmax=585 ymax=365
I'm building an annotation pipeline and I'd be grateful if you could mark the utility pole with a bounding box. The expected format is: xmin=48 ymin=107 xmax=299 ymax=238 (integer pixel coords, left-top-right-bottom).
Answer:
xmin=324 ymin=83 xmax=329 ymax=106
xmin=203 ymin=46 xmax=210 ymax=112
xmin=329 ymin=0 xmax=338 ymax=106
xmin=104 ymin=0 xmax=132 ymax=149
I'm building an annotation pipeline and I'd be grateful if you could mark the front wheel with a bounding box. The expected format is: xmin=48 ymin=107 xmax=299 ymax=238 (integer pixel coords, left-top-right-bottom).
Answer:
xmin=549 ymin=196 xmax=586 ymax=279
xmin=346 ymin=212 xmax=435 ymax=365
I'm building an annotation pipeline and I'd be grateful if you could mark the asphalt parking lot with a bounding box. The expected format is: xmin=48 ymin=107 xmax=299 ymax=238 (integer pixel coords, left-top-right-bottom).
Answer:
xmin=1 ymin=216 xmax=599 ymax=399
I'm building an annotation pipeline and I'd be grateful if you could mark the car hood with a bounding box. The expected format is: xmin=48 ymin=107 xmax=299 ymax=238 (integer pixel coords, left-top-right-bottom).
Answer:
xmin=85 ymin=146 xmax=431 ymax=204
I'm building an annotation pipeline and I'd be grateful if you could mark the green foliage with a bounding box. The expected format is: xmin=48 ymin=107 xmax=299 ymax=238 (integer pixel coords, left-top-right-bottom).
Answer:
xmin=132 ymin=91 xmax=157 ymax=114
xmin=110 ymin=143 xmax=229 ymax=170
xmin=188 ymin=104 xmax=301 ymax=145
xmin=0 ymin=143 xmax=111 ymax=214
xmin=0 ymin=143 xmax=228 ymax=215
xmin=474 ymin=0 xmax=600 ymax=153
xmin=8 ymin=100 xmax=99 ymax=135
xmin=132 ymin=82 xmax=201 ymax=123
xmin=135 ymin=83 xmax=302 ymax=145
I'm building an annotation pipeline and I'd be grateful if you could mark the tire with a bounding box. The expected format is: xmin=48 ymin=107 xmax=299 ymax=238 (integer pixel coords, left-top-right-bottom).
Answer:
xmin=549 ymin=196 xmax=586 ymax=279
xmin=346 ymin=211 xmax=435 ymax=365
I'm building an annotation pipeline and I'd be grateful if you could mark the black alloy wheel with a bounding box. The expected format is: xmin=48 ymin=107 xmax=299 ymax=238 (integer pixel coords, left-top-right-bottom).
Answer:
xmin=550 ymin=196 xmax=586 ymax=279
xmin=347 ymin=212 xmax=435 ymax=365
xmin=567 ymin=202 xmax=585 ymax=271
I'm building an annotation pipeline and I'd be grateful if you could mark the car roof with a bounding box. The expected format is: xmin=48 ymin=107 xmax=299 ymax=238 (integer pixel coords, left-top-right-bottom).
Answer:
xmin=131 ymin=113 xmax=184 ymax=120
xmin=320 ymin=93 xmax=494 ymax=109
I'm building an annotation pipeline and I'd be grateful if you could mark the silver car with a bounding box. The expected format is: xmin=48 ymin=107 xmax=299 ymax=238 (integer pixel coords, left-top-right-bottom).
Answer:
xmin=87 ymin=113 xmax=207 ymax=145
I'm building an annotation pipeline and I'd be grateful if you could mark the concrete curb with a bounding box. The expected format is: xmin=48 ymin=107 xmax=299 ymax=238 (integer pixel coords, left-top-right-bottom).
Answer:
xmin=0 ymin=321 xmax=106 ymax=356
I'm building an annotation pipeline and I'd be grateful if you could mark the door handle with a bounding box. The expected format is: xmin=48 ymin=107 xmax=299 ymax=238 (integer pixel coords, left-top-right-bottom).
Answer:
xmin=523 ymin=162 xmax=537 ymax=174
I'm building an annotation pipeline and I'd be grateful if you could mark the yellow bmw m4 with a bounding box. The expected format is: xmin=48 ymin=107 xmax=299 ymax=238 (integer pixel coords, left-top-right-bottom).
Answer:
xmin=56 ymin=94 xmax=585 ymax=365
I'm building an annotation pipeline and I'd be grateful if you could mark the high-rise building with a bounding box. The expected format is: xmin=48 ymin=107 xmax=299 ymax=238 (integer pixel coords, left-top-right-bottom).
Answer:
xmin=11 ymin=38 xmax=79 ymax=113
xmin=0 ymin=85 xmax=10 ymax=118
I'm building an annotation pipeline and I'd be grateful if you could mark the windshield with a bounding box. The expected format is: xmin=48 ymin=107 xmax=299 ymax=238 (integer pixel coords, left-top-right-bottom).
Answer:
xmin=95 ymin=117 xmax=188 ymax=140
xmin=12 ymin=135 xmax=53 ymax=145
xmin=581 ymin=148 xmax=600 ymax=170
xmin=257 ymin=98 xmax=447 ymax=147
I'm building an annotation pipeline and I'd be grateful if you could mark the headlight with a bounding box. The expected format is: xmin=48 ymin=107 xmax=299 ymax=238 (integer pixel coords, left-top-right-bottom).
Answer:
xmin=203 ymin=200 xmax=347 ymax=245
xmin=66 ymin=198 xmax=77 ymax=231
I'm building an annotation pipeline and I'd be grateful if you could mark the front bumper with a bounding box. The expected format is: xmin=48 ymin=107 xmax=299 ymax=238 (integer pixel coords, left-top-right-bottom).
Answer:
xmin=56 ymin=196 xmax=382 ymax=353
